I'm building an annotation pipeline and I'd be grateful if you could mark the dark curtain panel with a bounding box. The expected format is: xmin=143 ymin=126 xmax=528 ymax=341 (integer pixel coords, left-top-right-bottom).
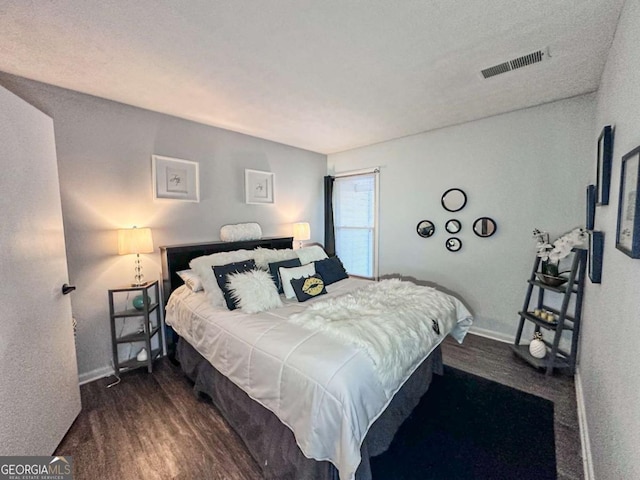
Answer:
xmin=324 ymin=175 xmax=336 ymax=256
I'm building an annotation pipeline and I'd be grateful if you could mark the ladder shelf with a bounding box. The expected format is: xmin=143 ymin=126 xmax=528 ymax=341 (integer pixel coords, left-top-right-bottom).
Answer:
xmin=512 ymin=249 xmax=586 ymax=376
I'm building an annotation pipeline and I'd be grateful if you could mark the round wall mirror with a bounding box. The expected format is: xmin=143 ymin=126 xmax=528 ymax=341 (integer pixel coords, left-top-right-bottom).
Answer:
xmin=416 ymin=220 xmax=435 ymax=238
xmin=441 ymin=188 xmax=467 ymax=212
xmin=445 ymin=219 xmax=461 ymax=234
xmin=446 ymin=237 xmax=462 ymax=252
xmin=473 ymin=217 xmax=497 ymax=237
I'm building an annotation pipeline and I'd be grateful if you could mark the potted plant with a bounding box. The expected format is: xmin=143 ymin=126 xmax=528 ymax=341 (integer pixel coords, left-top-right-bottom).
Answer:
xmin=532 ymin=228 xmax=587 ymax=278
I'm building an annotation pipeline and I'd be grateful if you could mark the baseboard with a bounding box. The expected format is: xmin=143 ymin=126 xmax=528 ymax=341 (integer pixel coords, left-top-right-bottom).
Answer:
xmin=575 ymin=367 xmax=595 ymax=480
xmin=468 ymin=326 xmax=512 ymax=344
xmin=78 ymin=365 xmax=114 ymax=385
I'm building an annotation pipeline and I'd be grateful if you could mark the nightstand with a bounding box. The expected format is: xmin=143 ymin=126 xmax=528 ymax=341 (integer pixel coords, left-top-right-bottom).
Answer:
xmin=108 ymin=280 xmax=163 ymax=375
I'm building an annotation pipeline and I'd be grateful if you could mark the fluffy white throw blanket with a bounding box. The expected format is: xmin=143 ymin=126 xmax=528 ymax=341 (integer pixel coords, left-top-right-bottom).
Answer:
xmin=289 ymin=279 xmax=456 ymax=390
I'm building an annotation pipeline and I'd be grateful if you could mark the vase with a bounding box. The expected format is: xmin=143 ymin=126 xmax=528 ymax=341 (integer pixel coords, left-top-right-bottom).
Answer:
xmin=541 ymin=260 xmax=559 ymax=277
xmin=529 ymin=338 xmax=547 ymax=359
xmin=132 ymin=295 xmax=145 ymax=311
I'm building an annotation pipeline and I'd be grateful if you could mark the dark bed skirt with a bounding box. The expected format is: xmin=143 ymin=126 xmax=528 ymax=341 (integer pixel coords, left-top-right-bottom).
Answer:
xmin=177 ymin=338 xmax=443 ymax=480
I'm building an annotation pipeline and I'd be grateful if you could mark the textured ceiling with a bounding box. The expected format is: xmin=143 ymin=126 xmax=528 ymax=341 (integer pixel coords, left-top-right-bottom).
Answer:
xmin=0 ymin=1 xmax=624 ymax=154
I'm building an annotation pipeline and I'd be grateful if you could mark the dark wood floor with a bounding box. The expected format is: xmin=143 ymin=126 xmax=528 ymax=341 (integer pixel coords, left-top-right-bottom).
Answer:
xmin=56 ymin=334 xmax=583 ymax=480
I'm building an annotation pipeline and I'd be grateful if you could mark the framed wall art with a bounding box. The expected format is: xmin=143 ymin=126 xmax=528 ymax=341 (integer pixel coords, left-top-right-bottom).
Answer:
xmin=616 ymin=145 xmax=640 ymax=258
xmin=245 ymin=169 xmax=275 ymax=204
xmin=586 ymin=184 xmax=596 ymax=230
xmin=152 ymin=155 xmax=200 ymax=202
xmin=589 ymin=230 xmax=604 ymax=283
xmin=596 ymin=125 xmax=613 ymax=205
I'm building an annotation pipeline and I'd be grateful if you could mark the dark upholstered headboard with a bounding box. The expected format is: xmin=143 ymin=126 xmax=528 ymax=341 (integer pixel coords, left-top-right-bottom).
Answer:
xmin=159 ymin=236 xmax=293 ymax=305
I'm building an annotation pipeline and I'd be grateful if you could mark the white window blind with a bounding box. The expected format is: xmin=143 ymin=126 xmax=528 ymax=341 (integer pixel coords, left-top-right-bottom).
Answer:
xmin=333 ymin=171 xmax=378 ymax=278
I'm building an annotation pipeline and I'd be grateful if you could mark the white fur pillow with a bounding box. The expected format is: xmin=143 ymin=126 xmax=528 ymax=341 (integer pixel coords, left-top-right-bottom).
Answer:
xmin=296 ymin=245 xmax=328 ymax=265
xmin=189 ymin=250 xmax=254 ymax=305
xmin=279 ymin=263 xmax=316 ymax=299
xmin=227 ymin=269 xmax=283 ymax=313
xmin=251 ymin=247 xmax=298 ymax=270
xmin=220 ymin=223 xmax=262 ymax=242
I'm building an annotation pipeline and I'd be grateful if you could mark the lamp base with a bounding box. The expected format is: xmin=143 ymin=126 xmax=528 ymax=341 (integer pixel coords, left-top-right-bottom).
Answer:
xmin=131 ymin=281 xmax=150 ymax=287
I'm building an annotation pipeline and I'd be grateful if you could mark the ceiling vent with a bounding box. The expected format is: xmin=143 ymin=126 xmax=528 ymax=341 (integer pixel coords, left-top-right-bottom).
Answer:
xmin=481 ymin=48 xmax=550 ymax=79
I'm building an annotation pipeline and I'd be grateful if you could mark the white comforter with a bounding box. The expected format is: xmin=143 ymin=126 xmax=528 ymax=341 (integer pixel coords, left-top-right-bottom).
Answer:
xmin=165 ymin=277 xmax=472 ymax=480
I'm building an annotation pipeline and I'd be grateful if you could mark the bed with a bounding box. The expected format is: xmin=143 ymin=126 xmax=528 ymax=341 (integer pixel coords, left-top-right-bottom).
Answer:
xmin=160 ymin=237 xmax=472 ymax=480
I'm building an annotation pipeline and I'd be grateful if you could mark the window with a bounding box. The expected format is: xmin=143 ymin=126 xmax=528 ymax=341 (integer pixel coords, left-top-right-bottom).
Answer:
xmin=333 ymin=171 xmax=378 ymax=278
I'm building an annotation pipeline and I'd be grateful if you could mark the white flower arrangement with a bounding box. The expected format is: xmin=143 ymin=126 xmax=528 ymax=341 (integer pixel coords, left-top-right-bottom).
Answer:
xmin=532 ymin=227 xmax=587 ymax=264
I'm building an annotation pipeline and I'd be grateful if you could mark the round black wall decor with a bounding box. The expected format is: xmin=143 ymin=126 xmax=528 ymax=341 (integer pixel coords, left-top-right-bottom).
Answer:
xmin=446 ymin=237 xmax=462 ymax=252
xmin=417 ymin=220 xmax=436 ymax=238
xmin=441 ymin=188 xmax=467 ymax=212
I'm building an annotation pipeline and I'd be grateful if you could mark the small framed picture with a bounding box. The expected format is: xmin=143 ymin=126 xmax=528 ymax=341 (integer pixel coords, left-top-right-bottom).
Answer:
xmin=616 ymin=146 xmax=640 ymax=258
xmin=596 ymin=125 xmax=613 ymax=205
xmin=152 ymin=155 xmax=200 ymax=202
xmin=586 ymin=184 xmax=596 ymax=230
xmin=245 ymin=169 xmax=275 ymax=204
xmin=588 ymin=231 xmax=603 ymax=283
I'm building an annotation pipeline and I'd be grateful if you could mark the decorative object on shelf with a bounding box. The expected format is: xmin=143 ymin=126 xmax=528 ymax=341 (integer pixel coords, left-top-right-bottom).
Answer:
xmin=441 ymin=188 xmax=467 ymax=212
xmin=532 ymin=227 xmax=587 ymax=275
xmin=473 ymin=217 xmax=497 ymax=238
xmin=293 ymin=222 xmax=311 ymax=249
xmin=220 ymin=222 xmax=262 ymax=242
xmin=589 ymin=231 xmax=604 ymax=283
xmin=445 ymin=219 xmax=461 ymax=234
xmin=535 ymin=273 xmax=568 ymax=287
xmin=616 ymin=145 xmax=640 ymax=258
xmin=532 ymin=309 xmax=558 ymax=324
xmin=540 ymin=261 xmax=559 ymax=276
xmin=586 ymin=184 xmax=596 ymax=230
xmin=445 ymin=237 xmax=462 ymax=252
xmin=245 ymin=169 xmax=275 ymax=204
xmin=596 ymin=125 xmax=613 ymax=205
xmin=528 ymin=332 xmax=547 ymax=359
xmin=118 ymin=226 xmax=154 ymax=286
xmin=132 ymin=295 xmax=145 ymax=311
xmin=152 ymin=155 xmax=200 ymax=202
xmin=136 ymin=348 xmax=148 ymax=362
xmin=416 ymin=220 xmax=435 ymax=238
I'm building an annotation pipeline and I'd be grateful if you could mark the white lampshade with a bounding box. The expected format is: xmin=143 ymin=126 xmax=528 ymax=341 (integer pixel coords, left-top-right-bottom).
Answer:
xmin=293 ymin=222 xmax=311 ymax=242
xmin=118 ymin=227 xmax=154 ymax=255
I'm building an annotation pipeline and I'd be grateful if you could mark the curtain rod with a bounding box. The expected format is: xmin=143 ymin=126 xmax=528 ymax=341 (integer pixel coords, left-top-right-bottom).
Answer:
xmin=332 ymin=167 xmax=380 ymax=179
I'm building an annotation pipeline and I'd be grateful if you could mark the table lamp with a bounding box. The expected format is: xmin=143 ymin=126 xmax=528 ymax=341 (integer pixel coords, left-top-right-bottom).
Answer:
xmin=293 ymin=222 xmax=310 ymax=249
xmin=118 ymin=226 xmax=154 ymax=286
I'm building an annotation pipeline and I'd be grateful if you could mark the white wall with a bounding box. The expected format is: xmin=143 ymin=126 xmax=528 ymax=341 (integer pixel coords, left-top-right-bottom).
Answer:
xmin=580 ymin=0 xmax=640 ymax=478
xmin=0 ymin=72 xmax=326 ymax=381
xmin=329 ymin=94 xmax=595 ymax=339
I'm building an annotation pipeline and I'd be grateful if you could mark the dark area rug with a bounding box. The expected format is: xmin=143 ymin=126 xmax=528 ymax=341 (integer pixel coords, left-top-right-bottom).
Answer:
xmin=371 ymin=366 xmax=556 ymax=480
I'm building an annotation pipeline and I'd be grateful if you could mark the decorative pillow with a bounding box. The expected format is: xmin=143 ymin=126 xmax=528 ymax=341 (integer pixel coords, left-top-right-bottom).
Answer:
xmin=279 ymin=263 xmax=316 ymax=299
xmin=268 ymin=258 xmax=302 ymax=293
xmin=189 ymin=249 xmax=254 ymax=305
xmin=296 ymin=245 xmax=328 ymax=265
xmin=290 ymin=274 xmax=327 ymax=302
xmin=220 ymin=222 xmax=263 ymax=242
xmin=177 ymin=269 xmax=204 ymax=292
xmin=213 ymin=260 xmax=257 ymax=310
xmin=314 ymin=256 xmax=348 ymax=285
xmin=227 ymin=269 xmax=283 ymax=313
xmin=252 ymin=247 xmax=298 ymax=270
